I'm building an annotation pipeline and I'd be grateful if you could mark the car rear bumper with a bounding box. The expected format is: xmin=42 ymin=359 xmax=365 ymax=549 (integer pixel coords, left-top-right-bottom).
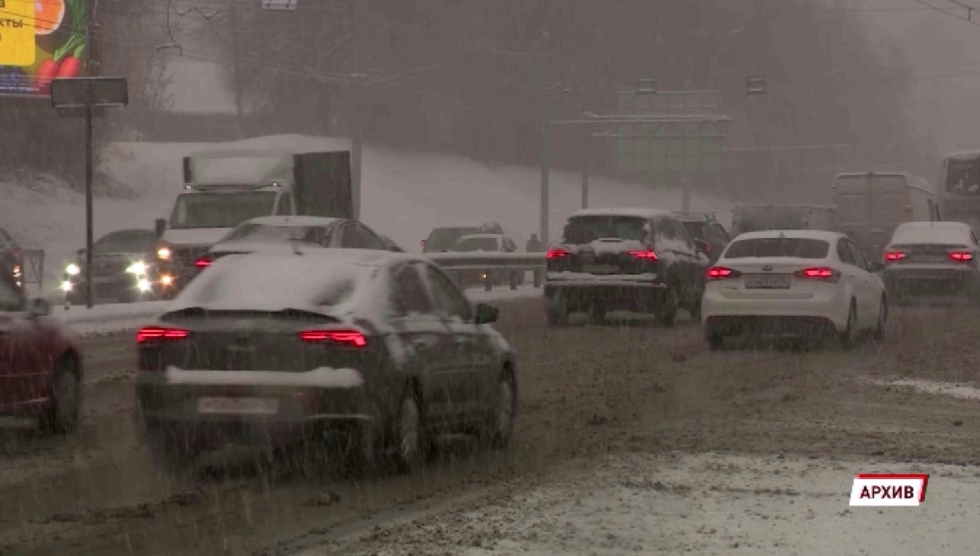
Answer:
xmin=545 ymin=277 xmax=670 ymax=312
xmin=702 ymin=287 xmax=848 ymax=331
xmin=884 ymin=266 xmax=978 ymax=296
xmin=704 ymin=315 xmax=837 ymax=337
xmin=135 ymin=369 xmax=372 ymax=450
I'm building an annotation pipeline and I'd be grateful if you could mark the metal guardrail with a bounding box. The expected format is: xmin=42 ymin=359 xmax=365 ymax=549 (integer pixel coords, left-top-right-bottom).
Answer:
xmin=21 ymin=249 xmax=44 ymax=289
xmin=425 ymin=252 xmax=546 ymax=291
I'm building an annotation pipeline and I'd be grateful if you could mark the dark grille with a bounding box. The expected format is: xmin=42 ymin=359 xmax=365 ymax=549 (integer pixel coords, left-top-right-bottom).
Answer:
xmin=174 ymin=246 xmax=210 ymax=266
xmin=91 ymin=259 xmax=129 ymax=277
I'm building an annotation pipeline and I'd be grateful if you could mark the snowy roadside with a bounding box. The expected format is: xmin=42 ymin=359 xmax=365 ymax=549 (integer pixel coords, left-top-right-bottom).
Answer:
xmin=314 ymin=451 xmax=980 ymax=556
xmin=55 ymin=285 xmax=542 ymax=336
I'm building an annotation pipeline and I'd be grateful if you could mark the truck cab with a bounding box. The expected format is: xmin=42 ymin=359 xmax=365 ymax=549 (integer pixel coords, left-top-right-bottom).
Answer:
xmin=154 ymin=150 xmax=352 ymax=297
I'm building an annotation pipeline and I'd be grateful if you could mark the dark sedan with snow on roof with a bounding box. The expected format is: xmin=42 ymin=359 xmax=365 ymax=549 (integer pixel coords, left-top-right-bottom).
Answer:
xmin=135 ymin=249 xmax=517 ymax=474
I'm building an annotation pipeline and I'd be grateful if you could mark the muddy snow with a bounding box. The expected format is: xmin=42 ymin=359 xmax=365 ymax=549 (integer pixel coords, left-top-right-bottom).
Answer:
xmin=316 ymin=451 xmax=980 ymax=555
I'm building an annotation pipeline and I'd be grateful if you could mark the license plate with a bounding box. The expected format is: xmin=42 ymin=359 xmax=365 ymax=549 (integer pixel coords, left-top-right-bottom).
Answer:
xmin=913 ymin=255 xmax=945 ymax=263
xmin=745 ymin=275 xmax=791 ymax=289
xmin=582 ymin=264 xmax=618 ymax=274
xmin=197 ymin=397 xmax=280 ymax=415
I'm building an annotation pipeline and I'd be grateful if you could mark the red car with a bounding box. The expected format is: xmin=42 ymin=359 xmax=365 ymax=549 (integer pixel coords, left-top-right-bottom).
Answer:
xmin=0 ymin=273 xmax=82 ymax=433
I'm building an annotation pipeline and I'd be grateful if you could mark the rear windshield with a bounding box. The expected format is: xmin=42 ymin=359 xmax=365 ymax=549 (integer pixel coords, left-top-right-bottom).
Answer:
xmin=563 ymin=216 xmax=649 ymax=244
xmin=425 ymin=227 xmax=481 ymax=250
xmin=680 ymin=221 xmax=705 ymax=239
xmin=453 ymin=237 xmax=499 ymax=252
xmin=222 ymin=223 xmax=328 ymax=245
xmin=724 ymin=238 xmax=830 ymax=259
xmin=891 ymin=226 xmax=970 ymax=246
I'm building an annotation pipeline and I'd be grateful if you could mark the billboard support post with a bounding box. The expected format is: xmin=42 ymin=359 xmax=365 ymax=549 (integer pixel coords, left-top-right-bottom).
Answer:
xmin=51 ymin=77 xmax=128 ymax=308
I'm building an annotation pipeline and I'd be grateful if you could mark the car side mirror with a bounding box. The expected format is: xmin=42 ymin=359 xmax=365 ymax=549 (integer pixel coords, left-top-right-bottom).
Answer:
xmin=76 ymin=248 xmax=85 ymax=257
xmin=154 ymin=218 xmax=166 ymax=238
xmin=868 ymin=261 xmax=885 ymax=272
xmin=474 ymin=303 xmax=498 ymax=324
xmin=27 ymin=298 xmax=50 ymax=317
xmin=693 ymin=238 xmax=709 ymax=254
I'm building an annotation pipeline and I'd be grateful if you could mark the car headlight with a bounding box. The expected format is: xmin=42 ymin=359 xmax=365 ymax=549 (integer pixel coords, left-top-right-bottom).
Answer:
xmin=127 ymin=261 xmax=147 ymax=275
xmin=65 ymin=263 xmax=80 ymax=276
xmin=157 ymin=246 xmax=172 ymax=261
xmin=61 ymin=280 xmax=73 ymax=292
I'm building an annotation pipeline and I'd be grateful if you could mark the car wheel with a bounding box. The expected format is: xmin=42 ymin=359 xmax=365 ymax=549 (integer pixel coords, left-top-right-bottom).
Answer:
xmin=546 ymin=295 xmax=569 ymax=326
xmin=40 ymin=356 xmax=81 ymax=435
xmin=839 ymin=301 xmax=858 ymax=349
xmin=394 ymin=391 xmax=430 ymax=474
xmin=873 ymin=297 xmax=887 ymax=343
xmin=659 ymin=287 xmax=678 ymax=327
xmin=480 ymin=373 xmax=516 ymax=449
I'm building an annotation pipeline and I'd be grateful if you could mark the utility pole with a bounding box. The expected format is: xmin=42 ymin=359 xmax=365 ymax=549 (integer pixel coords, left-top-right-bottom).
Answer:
xmin=350 ymin=0 xmax=366 ymax=220
xmin=537 ymin=60 xmax=551 ymax=248
xmin=229 ymin=0 xmax=245 ymax=138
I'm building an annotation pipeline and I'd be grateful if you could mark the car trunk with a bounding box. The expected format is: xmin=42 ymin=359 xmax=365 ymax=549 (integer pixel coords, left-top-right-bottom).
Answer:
xmin=716 ymin=257 xmax=826 ymax=300
xmin=886 ymin=243 xmax=971 ymax=265
xmin=549 ymin=238 xmax=659 ymax=276
xmin=140 ymin=311 xmax=369 ymax=373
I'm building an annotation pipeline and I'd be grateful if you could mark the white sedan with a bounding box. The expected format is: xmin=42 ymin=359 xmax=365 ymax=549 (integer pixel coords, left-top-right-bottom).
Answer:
xmin=701 ymin=230 xmax=887 ymax=349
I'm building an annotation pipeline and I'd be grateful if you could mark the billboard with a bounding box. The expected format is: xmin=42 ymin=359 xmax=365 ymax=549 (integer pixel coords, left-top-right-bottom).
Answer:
xmin=0 ymin=0 xmax=86 ymax=96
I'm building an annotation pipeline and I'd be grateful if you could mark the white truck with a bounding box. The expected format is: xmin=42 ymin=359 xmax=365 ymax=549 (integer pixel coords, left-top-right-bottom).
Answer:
xmin=153 ymin=150 xmax=353 ymax=297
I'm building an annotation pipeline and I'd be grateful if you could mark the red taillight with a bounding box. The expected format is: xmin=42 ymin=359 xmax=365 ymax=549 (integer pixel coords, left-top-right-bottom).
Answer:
xmin=194 ymin=257 xmax=212 ymax=268
xmin=950 ymin=251 xmax=974 ymax=262
xmin=546 ymin=249 xmax=569 ymax=259
xmin=628 ymin=250 xmax=658 ymax=260
xmin=706 ymin=266 xmax=741 ymax=280
xmin=136 ymin=326 xmax=189 ymax=344
xmin=299 ymin=329 xmax=367 ymax=347
xmin=793 ymin=267 xmax=841 ymax=282
xmin=884 ymin=251 xmax=905 ymax=262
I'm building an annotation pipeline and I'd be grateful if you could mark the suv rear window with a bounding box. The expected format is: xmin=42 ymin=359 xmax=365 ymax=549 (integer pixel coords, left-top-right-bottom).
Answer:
xmin=562 ymin=216 xmax=650 ymax=244
xmin=724 ymin=238 xmax=829 ymax=259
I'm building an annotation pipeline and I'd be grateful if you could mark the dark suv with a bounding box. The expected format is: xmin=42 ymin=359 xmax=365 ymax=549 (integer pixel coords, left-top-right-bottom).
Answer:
xmin=422 ymin=222 xmax=504 ymax=253
xmin=672 ymin=212 xmax=731 ymax=264
xmin=544 ymin=209 xmax=710 ymax=326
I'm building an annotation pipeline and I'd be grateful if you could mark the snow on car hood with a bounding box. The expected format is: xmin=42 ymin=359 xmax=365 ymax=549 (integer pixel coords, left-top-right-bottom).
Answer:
xmin=164 ymin=366 xmax=364 ymax=388
xmin=162 ymin=228 xmax=232 ymax=247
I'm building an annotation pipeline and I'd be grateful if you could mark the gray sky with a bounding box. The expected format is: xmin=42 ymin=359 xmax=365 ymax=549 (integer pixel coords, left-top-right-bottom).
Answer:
xmin=857 ymin=0 xmax=980 ymax=157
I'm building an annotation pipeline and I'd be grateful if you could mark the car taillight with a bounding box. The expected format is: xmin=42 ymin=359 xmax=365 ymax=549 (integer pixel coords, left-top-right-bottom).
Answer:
xmin=194 ymin=257 xmax=212 ymax=268
xmin=706 ymin=266 xmax=741 ymax=280
xmin=884 ymin=251 xmax=905 ymax=262
xmin=136 ymin=326 xmax=189 ymax=344
xmin=628 ymin=250 xmax=658 ymax=260
xmin=546 ymin=249 xmax=569 ymax=259
xmin=793 ymin=267 xmax=841 ymax=282
xmin=949 ymin=251 xmax=974 ymax=262
xmin=299 ymin=329 xmax=367 ymax=347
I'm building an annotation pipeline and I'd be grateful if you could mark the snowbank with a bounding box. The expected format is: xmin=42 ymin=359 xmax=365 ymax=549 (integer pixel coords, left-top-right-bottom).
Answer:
xmin=2 ymin=134 xmax=733 ymax=291
xmin=315 ymin=451 xmax=980 ymax=555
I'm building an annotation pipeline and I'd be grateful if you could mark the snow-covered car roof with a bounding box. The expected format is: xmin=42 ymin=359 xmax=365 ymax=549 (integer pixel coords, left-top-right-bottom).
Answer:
xmin=569 ymin=208 xmax=673 ymax=220
xmin=243 ymin=215 xmax=346 ymax=227
xmin=730 ymin=229 xmax=843 ymax=242
xmin=431 ymin=221 xmax=501 ymax=230
xmin=167 ymin=248 xmax=414 ymax=314
xmin=889 ymin=222 xmax=973 ymax=245
xmin=672 ymin=212 xmax=717 ymax=222
xmin=455 ymin=234 xmax=505 ymax=241
xmin=945 ymin=149 xmax=980 ymax=160
xmin=209 ymin=240 xmax=333 ymax=254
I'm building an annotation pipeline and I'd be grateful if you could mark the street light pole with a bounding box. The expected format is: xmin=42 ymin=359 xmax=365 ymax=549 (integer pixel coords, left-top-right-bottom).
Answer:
xmin=84 ymin=106 xmax=94 ymax=308
xmin=350 ymin=0 xmax=366 ymax=220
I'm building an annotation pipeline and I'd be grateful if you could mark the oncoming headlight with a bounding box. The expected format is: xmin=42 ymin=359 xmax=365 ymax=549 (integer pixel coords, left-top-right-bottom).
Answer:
xmin=157 ymin=246 xmax=172 ymax=261
xmin=127 ymin=261 xmax=147 ymax=275
xmin=65 ymin=263 xmax=80 ymax=276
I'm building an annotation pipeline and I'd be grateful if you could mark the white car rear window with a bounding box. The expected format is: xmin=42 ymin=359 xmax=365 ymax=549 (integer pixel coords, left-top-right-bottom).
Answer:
xmin=724 ymin=238 xmax=829 ymax=259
